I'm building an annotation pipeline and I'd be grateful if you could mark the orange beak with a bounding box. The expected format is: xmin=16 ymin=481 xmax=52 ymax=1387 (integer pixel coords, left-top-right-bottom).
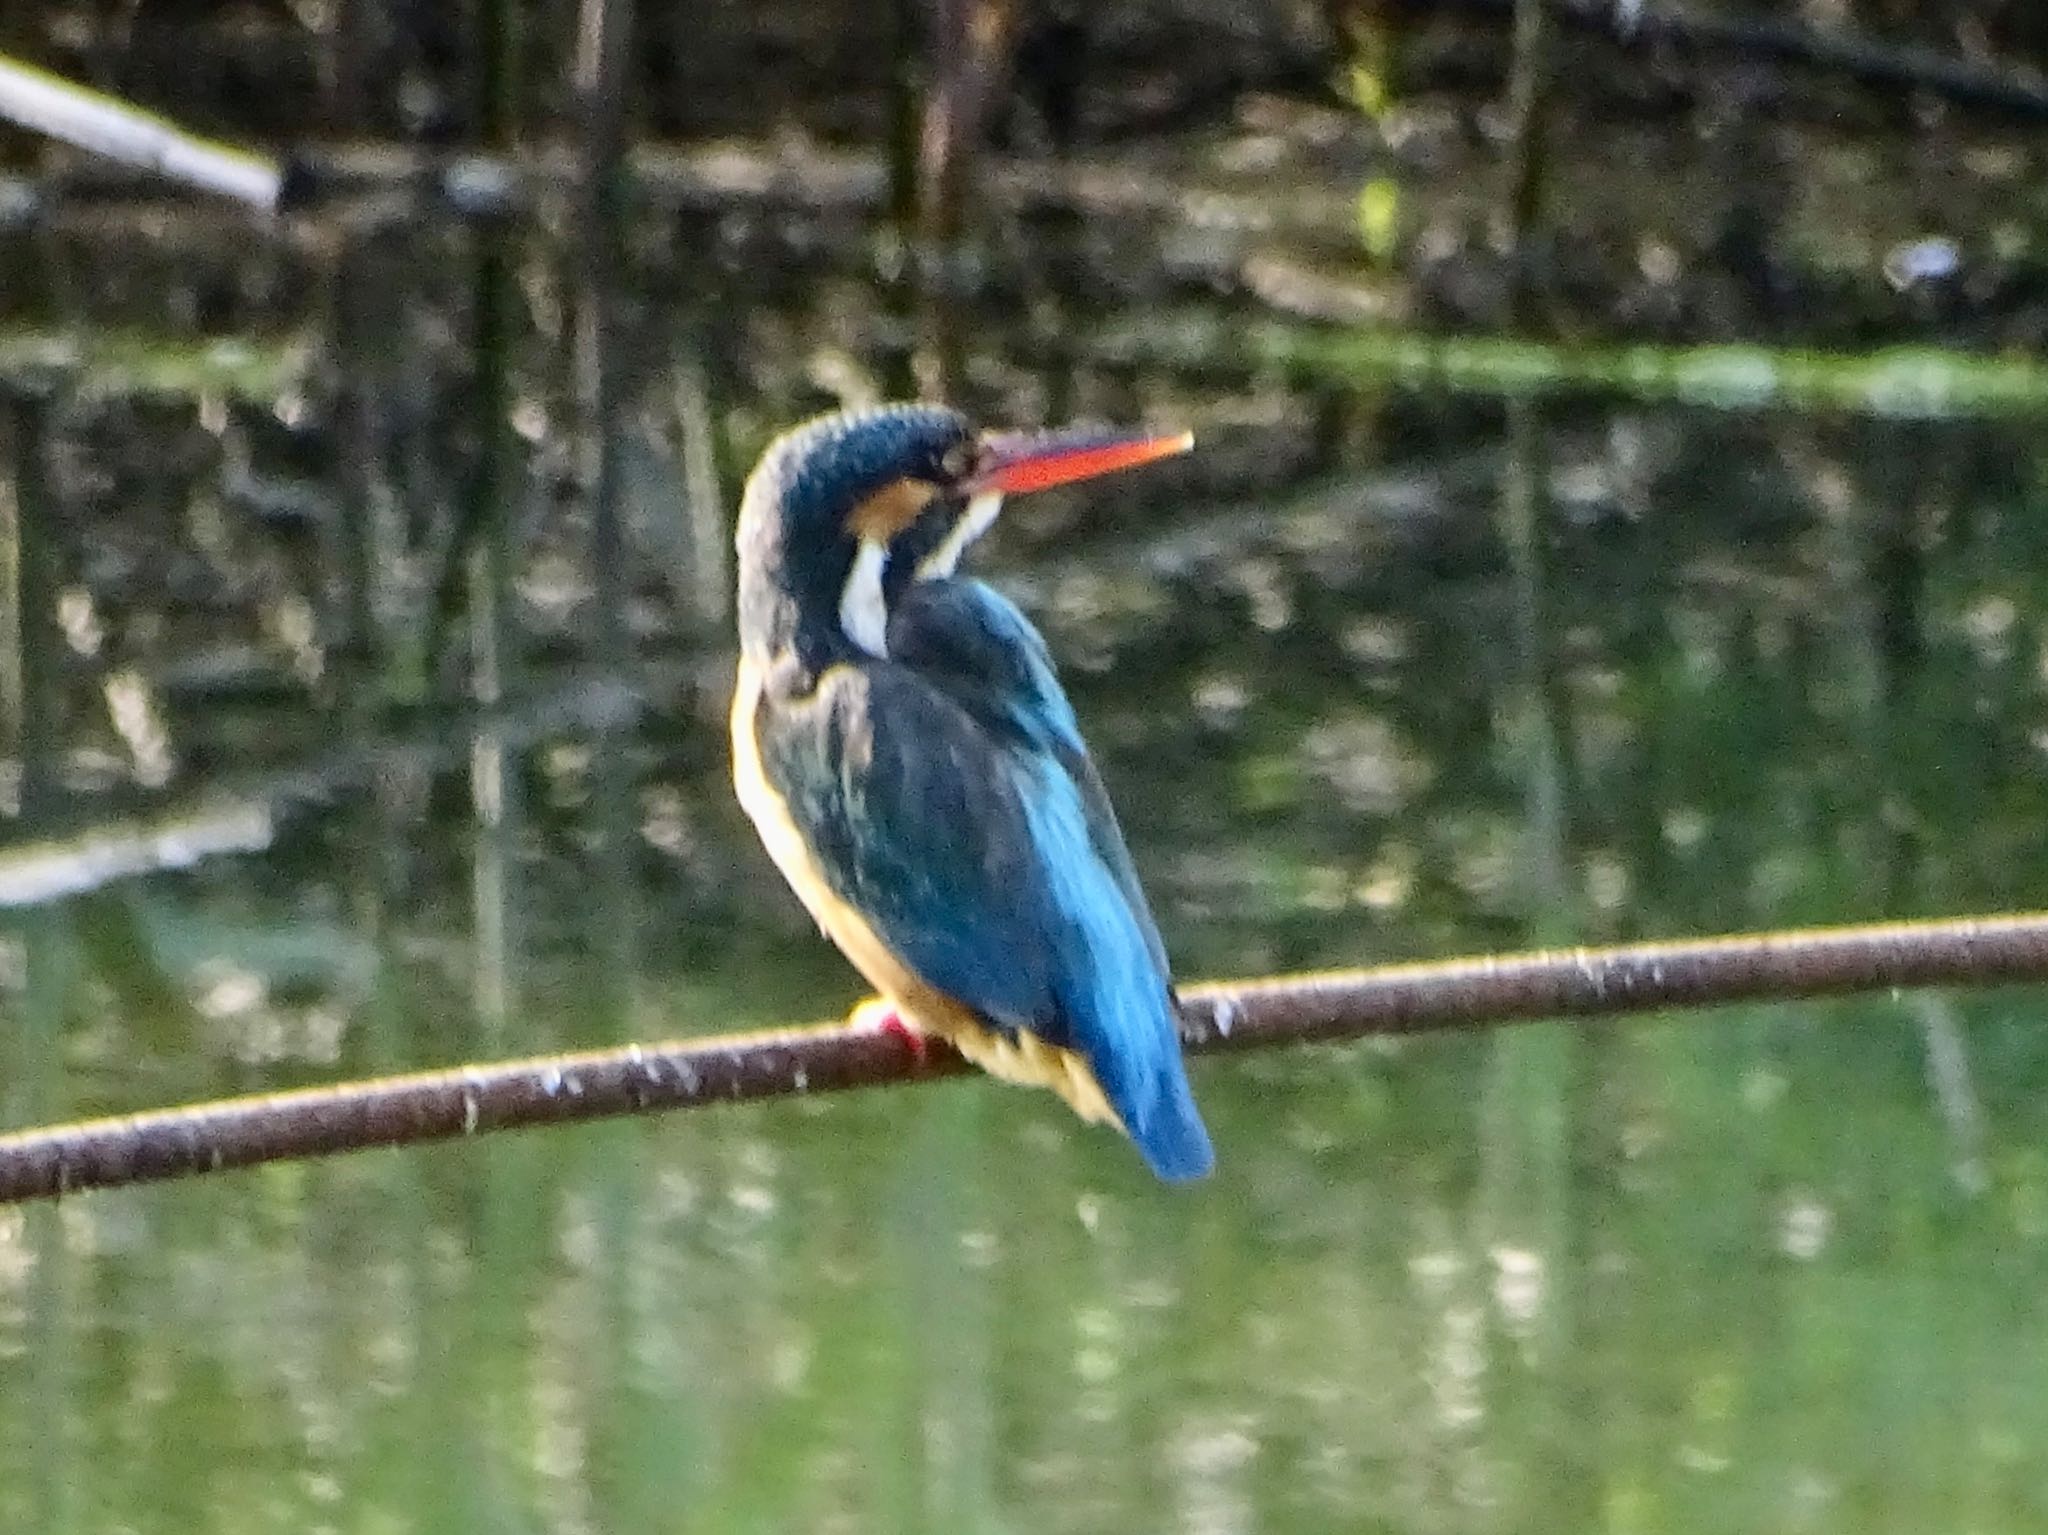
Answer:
xmin=965 ymin=426 xmax=1195 ymax=497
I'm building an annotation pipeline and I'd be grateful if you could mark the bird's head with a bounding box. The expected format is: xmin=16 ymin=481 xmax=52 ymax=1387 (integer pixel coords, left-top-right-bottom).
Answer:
xmin=736 ymin=403 xmax=1191 ymax=663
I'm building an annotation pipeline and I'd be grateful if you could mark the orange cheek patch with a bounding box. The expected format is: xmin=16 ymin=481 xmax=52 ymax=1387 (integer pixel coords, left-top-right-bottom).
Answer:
xmin=847 ymin=477 xmax=936 ymax=542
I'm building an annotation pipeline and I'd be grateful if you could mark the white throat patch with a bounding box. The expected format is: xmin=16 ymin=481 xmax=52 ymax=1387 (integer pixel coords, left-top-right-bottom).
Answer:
xmin=914 ymin=491 xmax=1005 ymax=582
xmin=839 ymin=537 xmax=891 ymax=657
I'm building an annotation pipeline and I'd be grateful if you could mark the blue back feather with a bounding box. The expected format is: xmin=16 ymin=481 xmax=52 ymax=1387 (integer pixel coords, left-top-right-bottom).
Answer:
xmin=758 ymin=576 xmax=1213 ymax=1180
xmin=1016 ymin=760 xmax=1214 ymax=1180
xmin=892 ymin=580 xmax=1210 ymax=1178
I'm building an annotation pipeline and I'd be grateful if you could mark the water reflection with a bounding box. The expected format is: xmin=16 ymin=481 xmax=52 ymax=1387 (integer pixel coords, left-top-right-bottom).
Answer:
xmin=6 ymin=296 xmax=2048 ymax=1533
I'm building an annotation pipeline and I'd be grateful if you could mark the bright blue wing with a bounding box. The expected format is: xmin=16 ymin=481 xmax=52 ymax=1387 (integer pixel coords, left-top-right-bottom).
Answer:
xmin=759 ymin=661 xmax=1058 ymax=1034
xmin=887 ymin=579 xmax=1173 ymax=983
xmin=755 ymin=599 xmax=1211 ymax=1180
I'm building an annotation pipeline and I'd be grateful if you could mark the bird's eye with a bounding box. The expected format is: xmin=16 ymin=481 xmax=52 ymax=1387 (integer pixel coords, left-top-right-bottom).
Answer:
xmin=938 ymin=442 xmax=977 ymax=481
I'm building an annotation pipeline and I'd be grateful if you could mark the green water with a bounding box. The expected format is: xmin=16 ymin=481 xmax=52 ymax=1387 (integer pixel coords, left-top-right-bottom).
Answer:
xmin=4 ymin=32 xmax=2048 ymax=1519
xmin=5 ymin=389 xmax=2048 ymax=1530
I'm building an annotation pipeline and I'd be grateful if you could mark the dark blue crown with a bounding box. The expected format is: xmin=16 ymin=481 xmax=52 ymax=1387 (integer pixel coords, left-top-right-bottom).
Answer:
xmin=766 ymin=404 xmax=972 ymax=540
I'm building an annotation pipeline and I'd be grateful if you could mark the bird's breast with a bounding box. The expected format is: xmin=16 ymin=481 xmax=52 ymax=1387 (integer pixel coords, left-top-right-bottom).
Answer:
xmin=731 ymin=656 xmax=971 ymax=1025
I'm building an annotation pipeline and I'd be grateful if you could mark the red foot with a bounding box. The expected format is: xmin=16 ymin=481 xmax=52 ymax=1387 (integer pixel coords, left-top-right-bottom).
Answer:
xmin=880 ymin=1013 xmax=930 ymax=1064
xmin=850 ymin=997 xmax=930 ymax=1063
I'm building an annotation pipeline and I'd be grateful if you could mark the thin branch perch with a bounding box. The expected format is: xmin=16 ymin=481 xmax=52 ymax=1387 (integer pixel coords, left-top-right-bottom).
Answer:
xmin=0 ymin=54 xmax=281 ymax=208
xmin=5 ymin=911 xmax=2048 ymax=1204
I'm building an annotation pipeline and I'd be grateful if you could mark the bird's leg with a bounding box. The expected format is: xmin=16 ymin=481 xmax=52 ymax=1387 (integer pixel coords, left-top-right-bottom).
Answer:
xmin=847 ymin=995 xmax=930 ymax=1063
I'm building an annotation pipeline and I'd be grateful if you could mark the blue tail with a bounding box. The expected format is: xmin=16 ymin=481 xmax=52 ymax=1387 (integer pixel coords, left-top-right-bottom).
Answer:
xmin=1124 ymin=1054 xmax=1214 ymax=1181
xmin=1061 ymin=963 xmax=1213 ymax=1181
xmin=1024 ymin=760 xmax=1215 ymax=1181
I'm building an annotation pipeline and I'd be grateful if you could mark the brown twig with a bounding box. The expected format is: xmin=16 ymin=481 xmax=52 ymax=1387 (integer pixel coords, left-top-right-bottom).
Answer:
xmin=5 ymin=911 xmax=2048 ymax=1204
xmin=1393 ymin=0 xmax=2048 ymax=119
xmin=1540 ymin=0 xmax=2048 ymax=119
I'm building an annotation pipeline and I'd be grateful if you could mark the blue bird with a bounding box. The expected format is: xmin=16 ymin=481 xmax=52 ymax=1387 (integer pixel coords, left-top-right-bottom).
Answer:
xmin=731 ymin=403 xmax=1214 ymax=1181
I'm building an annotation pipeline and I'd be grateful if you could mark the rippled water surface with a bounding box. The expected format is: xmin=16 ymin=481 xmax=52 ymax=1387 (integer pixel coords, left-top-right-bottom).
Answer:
xmin=6 ymin=30 xmax=2048 ymax=1531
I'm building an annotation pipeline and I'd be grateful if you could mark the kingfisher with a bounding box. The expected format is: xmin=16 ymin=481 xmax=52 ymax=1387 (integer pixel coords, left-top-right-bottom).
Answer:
xmin=731 ymin=403 xmax=1214 ymax=1181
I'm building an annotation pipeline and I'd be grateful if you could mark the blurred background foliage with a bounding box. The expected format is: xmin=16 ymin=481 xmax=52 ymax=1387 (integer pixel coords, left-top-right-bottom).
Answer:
xmin=6 ymin=0 xmax=2048 ymax=1530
